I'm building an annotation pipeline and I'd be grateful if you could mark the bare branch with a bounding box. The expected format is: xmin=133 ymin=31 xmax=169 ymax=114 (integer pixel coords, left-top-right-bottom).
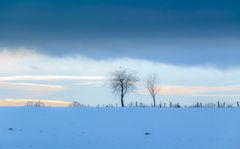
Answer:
xmin=109 ymin=69 xmax=138 ymax=107
xmin=144 ymin=73 xmax=161 ymax=107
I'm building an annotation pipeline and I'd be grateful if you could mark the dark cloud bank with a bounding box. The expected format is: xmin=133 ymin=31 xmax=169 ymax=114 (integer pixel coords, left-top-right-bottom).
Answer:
xmin=0 ymin=0 xmax=240 ymax=68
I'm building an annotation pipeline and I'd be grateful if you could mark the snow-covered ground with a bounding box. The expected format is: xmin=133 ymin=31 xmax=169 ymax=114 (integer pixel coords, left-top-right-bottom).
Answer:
xmin=0 ymin=107 xmax=239 ymax=149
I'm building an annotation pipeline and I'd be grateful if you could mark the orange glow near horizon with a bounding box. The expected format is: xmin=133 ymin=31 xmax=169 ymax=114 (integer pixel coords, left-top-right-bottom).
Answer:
xmin=0 ymin=99 xmax=72 ymax=107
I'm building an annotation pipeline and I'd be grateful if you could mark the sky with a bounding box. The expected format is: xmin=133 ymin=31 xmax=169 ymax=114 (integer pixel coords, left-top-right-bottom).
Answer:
xmin=0 ymin=0 xmax=240 ymax=106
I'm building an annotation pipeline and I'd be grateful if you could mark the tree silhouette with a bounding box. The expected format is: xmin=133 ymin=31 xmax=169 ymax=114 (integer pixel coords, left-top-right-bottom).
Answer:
xmin=144 ymin=73 xmax=161 ymax=107
xmin=110 ymin=69 xmax=138 ymax=107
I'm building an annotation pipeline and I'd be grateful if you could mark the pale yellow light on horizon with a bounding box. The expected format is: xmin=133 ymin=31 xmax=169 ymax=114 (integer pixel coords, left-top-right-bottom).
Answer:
xmin=132 ymin=85 xmax=240 ymax=96
xmin=0 ymin=99 xmax=72 ymax=107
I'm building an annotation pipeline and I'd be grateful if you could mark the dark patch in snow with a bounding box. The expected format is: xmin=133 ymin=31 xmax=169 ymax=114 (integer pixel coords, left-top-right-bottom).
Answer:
xmin=145 ymin=132 xmax=151 ymax=136
xmin=8 ymin=128 xmax=23 ymax=132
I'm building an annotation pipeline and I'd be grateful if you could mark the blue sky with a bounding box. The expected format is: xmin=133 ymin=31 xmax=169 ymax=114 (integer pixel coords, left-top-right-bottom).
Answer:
xmin=0 ymin=0 xmax=240 ymax=106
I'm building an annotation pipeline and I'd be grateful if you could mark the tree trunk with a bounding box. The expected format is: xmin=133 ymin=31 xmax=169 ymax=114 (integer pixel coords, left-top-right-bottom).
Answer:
xmin=120 ymin=82 xmax=124 ymax=107
xmin=153 ymin=95 xmax=156 ymax=107
xmin=121 ymin=94 xmax=124 ymax=107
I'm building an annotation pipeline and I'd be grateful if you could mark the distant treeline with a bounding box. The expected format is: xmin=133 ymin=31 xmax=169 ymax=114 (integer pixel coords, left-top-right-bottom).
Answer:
xmin=25 ymin=100 xmax=240 ymax=108
xmin=96 ymin=101 xmax=240 ymax=108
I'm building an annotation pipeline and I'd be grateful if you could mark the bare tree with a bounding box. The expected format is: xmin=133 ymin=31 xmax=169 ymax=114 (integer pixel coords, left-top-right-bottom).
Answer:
xmin=69 ymin=101 xmax=82 ymax=107
xmin=110 ymin=69 xmax=138 ymax=107
xmin=144 ymin=73 xmax=161 ymax=107
xmin=34 ymin=101 xmax=45 ymax=107
xmin=25 ymin=101 xmax=45 ymax=107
